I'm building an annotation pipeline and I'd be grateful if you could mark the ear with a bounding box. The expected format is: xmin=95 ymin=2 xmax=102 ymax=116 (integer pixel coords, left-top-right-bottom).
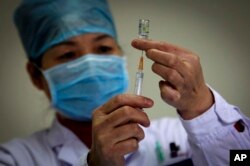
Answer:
xmin=26 ymin=61 xmax=45 ymax=90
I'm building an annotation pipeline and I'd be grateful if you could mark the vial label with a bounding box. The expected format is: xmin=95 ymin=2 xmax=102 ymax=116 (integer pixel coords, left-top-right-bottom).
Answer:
xmin=139 ymin=19 xmax=150 ymax=39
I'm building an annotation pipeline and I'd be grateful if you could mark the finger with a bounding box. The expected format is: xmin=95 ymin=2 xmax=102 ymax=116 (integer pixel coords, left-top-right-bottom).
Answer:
xmin=159 ymin=81 xmax=181 ymax=103
xmin=131 ymin=39 xmax=191 ymax=55
xmin=99 ymin=94 xmax=154 ymax=115
xmin=114 ymin=138 xmax=139 ymax=156
xmin=146 ymin=49 xmax=187 ymax=75
xmin=105 ymin=106 xmax=150 ymax=128
xmin=152 ymin=63 xmax=184 ymax=90
xmin=112 ymin=123 xmax=145 ymax=143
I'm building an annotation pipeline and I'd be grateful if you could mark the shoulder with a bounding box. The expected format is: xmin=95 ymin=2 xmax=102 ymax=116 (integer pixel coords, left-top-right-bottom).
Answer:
xmin=0 ymin=129 xmax=53 ymax=165
xmin=2 ymin=129 xmax=50 ymax=153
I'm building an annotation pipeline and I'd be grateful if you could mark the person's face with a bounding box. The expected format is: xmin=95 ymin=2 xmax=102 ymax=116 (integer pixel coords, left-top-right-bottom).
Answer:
xmin=27 ymin=33 xmax=122 ymax=99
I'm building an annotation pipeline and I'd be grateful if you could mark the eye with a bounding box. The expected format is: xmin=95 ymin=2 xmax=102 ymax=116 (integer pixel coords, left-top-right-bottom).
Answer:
xmin=97 ymin=45 xmax=113 ymax=54
xmin=57 ymin=52 xmax=77 ymax=62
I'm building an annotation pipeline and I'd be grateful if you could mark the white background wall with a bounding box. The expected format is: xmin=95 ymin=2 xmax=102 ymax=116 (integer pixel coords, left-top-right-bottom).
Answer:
xmin=0 ymin=0 xmax=249 ymax=143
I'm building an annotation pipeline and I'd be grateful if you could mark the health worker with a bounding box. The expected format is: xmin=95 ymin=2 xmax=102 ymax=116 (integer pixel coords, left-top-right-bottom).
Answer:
xmin=0 ymin=0 xmax=249 ymax=166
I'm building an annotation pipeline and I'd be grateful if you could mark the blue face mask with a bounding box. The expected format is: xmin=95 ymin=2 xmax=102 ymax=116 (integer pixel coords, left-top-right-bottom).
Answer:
xmin=42 ymin=54 xmax=129 ymax=121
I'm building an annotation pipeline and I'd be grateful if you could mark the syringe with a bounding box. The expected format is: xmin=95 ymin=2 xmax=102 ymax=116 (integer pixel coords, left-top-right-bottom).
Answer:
xmin=134 ymin=19 xmax=149 ymax=95
xmin=134 ymin=55 xmax=144 ymax=95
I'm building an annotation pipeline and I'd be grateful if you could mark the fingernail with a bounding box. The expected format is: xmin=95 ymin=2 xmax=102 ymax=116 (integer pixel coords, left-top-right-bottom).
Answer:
xmin=145 ymin=98 xmax=153 ymax=105
xmin=132 ymin=40 xmax=138 ymax=46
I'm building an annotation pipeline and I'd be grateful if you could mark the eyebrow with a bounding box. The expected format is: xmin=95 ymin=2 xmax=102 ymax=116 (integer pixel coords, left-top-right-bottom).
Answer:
xmin=93 ymin=34 xmax=112 ymax=42
xmin=51 ymin=34 xmax=113 ymax=50
xmin=52 ymin=40 xmax=75 ymax=48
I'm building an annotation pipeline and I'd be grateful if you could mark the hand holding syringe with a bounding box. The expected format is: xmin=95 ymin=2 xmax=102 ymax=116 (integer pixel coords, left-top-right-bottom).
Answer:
xmin=134 ymin=19 xmax=149 ymax=95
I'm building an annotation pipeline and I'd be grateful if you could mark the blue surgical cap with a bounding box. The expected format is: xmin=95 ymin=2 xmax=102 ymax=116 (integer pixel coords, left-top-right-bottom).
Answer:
xmin=14 ymin=0 xmax=117 ymax=61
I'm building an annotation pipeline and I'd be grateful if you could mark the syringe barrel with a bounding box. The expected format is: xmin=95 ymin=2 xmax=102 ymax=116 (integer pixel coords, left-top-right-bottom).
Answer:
xmin=134 ymin=71 xmax=144 ymax=95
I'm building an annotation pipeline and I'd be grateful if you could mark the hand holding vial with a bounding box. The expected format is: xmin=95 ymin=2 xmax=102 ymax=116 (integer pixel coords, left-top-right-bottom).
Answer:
xmin=131 ymin=30 xmax=214 ymax=120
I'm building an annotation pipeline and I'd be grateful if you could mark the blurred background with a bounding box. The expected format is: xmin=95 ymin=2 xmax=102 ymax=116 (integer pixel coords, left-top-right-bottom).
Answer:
xmin=0 ymin=0 xmax=249 ymax=143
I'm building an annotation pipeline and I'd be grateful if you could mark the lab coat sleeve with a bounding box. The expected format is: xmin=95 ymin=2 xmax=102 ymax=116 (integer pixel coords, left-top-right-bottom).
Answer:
xmin=0 ymin=139 xmax=28 ymax=166
xmin=0 ymin=147 xmax=16 ymax=166
xmin=180 ymin=89 xmax=250 ymax=166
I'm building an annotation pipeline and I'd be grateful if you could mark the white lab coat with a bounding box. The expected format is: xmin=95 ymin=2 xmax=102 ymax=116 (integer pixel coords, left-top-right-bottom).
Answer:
xmin=0 ymin=89 xmax=249 ymax=166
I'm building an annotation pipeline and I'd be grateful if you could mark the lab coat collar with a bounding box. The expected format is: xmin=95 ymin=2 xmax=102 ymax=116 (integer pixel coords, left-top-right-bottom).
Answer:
xmin=57 ymin=139 xmax=89 ymax=165
xmin=46 ymin=118 xmax=89 ymax=165
xmin=47 ymin=118 xmax=80 ymax=148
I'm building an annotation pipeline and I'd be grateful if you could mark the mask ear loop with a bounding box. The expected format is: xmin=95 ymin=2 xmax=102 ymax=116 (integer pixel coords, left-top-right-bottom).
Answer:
xmin=31 ymin=62 xmax=50 ymax=83
xmin=32 ymin=62 xmax=44 ymax=73
xmin=32 ymin=62 xmax=57 ymax=112
xmin=26 ymin=61 xmax=45 ymax=87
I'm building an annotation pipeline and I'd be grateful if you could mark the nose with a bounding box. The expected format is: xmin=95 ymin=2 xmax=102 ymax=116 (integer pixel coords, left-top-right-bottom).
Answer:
xmin=77 ymin=47 xmax=93 ymax=57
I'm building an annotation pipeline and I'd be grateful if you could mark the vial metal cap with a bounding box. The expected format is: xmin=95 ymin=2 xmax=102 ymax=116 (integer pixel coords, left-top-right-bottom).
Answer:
xmin=138 ymin=19 xmax=150 ymax=39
